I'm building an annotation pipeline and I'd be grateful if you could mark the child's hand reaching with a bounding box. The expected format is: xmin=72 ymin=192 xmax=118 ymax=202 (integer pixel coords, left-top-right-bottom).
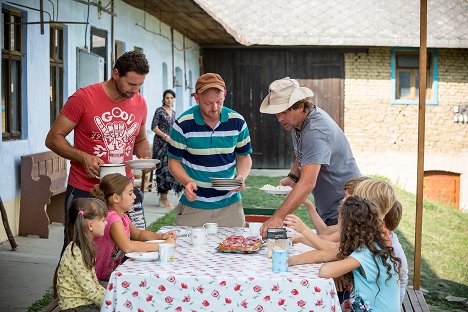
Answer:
xmin=283 ymin=214 xmax=308 ymax=235
xmin=161 ymin=230 xmax=177 ymax=240
xmin=290 ymin=234 xmax=304 ymax=245
xmin=163 ymin=237 xmax=177 ymax=245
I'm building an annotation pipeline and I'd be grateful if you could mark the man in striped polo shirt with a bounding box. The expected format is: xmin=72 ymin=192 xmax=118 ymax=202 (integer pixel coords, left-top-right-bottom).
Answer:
xmin=167 ymin=73 xmax=253 ymax=227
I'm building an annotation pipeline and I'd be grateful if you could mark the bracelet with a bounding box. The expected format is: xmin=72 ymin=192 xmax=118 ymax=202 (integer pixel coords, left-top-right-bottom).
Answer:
xmin=287 ymin=172 xmax=299 ymax=183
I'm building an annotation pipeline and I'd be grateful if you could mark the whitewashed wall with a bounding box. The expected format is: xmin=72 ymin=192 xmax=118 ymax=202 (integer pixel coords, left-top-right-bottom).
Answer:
xmin=0 ymin=0 xmax=200 ymax=242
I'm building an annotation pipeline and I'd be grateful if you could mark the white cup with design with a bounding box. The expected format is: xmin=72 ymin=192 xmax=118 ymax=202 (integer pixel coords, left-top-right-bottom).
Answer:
xmin=158 ymin=243 xmax=175 ymax=264
xmin=249 ymin=222 xmax=263 ymax=237
xmin=203 ymin=222 xmax=218 ymax=234
xmin=191 ymin=228 xmax=207 ymax=248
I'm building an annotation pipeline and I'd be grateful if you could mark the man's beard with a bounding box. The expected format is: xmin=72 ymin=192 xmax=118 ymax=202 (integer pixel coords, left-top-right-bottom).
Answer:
xmin=116 ymin=82 xmax=135 ymax=99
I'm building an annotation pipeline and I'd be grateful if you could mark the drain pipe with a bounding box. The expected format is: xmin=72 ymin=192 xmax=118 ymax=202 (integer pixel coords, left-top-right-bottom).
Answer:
xmin=110 ymin=0 xmax=114 ymax=65
xmin=171 ymin=27 xmax=175 ymax=88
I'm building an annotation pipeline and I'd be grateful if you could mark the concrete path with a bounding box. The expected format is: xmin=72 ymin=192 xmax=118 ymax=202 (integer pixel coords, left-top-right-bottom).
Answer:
xmin=0 ymin=189 xmax=178 ymax=311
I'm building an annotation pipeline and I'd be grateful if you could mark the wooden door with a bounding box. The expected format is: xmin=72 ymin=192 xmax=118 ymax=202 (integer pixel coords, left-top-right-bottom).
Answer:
xmin=290 ymin=49 xmax=344 ymax=128
xmin=295 ymin=73 xmax=343 ymax=128
xmin=202 ymin=48 xmax=344 ymax=168
xmin=424 ymin=171 xmax=460 ymax=209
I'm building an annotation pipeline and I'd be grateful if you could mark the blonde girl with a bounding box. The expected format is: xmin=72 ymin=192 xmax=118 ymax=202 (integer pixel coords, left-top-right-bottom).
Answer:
xmin=57 ymin=198 xmax=108 ymax=311
xmin=92 ymin=173 xmax=176 ymax=281
xmin=285 ymin=176 xmax=370 ymax=249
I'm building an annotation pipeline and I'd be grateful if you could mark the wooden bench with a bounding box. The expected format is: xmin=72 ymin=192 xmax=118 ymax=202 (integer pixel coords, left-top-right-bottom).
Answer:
xmin=244 ymin=207 xmax=276 ymax=223
xmin=402 ymin=288 xmax=430 ymax=312
xmin=19 ymin=151 xmax=67 ymax=238
xmin=39 ymin=297 xmax=60 ymax=312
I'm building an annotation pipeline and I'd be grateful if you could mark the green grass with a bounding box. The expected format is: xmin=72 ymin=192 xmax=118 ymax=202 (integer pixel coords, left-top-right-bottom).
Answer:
xmin=394 ymin=187 xmax=468 ymax=296
xmin=27 ymin=291 xmax=54 ymax=312
xmin=242 ymin=175 xmax=468 ymax=310
xmin=147 ymin=208 xmax=177 ymax=232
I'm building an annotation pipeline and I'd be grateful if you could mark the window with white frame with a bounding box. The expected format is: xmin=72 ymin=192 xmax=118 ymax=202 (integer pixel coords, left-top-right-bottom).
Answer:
xmin=392 ymin=48 xmax=438 ymax=104
xmin=2 ymin=6 xmax=23 ymax=140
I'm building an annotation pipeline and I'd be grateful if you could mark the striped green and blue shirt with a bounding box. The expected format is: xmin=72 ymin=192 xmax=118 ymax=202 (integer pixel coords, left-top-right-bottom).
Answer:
xmin=168 ymin=105 xmax=252 ymax=209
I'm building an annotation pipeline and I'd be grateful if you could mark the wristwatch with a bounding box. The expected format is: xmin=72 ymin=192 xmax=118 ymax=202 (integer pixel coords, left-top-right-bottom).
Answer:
xmin=287 ymin=172 xmax=299 ymax=183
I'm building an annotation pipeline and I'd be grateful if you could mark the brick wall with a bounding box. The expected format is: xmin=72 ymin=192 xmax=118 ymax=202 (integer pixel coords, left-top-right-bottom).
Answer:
xmin=344 ymin=47 xmax=468 ymax=211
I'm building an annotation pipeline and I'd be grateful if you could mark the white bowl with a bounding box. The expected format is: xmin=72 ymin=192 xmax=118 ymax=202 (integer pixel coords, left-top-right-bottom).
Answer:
xmin=125 ymin=159 xmax=160 ymax=170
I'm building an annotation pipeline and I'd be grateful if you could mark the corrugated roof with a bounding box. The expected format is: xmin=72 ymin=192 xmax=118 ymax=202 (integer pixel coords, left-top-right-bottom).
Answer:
xmin=194 ymin=0 xmax=468 ymax=48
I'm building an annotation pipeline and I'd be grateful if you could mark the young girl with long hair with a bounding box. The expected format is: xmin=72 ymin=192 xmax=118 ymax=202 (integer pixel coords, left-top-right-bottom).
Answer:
xmin=92 ymin=173 xmax=176 ymax=281
xmin=319 ymin=196 xmax=401 ymax=312
xmin=56 ymin=198 xmax=108 ymax=311
xmin=288 ymin=178 xmax=408 ymax=304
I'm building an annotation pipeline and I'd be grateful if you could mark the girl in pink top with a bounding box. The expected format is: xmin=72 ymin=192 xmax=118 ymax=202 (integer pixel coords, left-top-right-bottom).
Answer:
xmin=92 ymin=173 xmax=176 ymax=281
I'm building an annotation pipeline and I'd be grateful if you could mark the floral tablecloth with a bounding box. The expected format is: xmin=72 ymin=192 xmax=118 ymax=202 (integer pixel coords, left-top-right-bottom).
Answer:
xmin=101 ymin=226 xmax=341 ymax=312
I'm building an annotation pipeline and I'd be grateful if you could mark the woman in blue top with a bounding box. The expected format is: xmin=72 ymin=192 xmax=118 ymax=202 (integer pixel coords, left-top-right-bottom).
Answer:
xmin=319 ymin=196 xmax=401 ymax=312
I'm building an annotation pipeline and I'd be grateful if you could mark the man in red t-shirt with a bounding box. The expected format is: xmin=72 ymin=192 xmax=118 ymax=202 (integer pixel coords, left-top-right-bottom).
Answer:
xmin=46 ymin=51 xmax=152 ymax=250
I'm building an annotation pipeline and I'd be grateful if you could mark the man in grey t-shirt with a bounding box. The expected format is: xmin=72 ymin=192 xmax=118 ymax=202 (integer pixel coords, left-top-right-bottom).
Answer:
xmin=259 ymin=77 xmax=360 ymax=237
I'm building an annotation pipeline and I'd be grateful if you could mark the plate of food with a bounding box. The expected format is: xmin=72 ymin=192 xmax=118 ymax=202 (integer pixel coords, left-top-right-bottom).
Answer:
xmin=217 ymin=235 xmax=263 ymax=254
xmin=125 ymin=252 xmax=159 ymax=262
xmin=125 ymin=159 xmax=160 ymax=170
xmin=260 ymin=184 xmax=292 ymax=195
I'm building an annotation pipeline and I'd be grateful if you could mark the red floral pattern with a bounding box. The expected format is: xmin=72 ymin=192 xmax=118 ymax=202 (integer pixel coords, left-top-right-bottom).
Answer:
xmin=101 ymin=226 xmax=341 ymax=311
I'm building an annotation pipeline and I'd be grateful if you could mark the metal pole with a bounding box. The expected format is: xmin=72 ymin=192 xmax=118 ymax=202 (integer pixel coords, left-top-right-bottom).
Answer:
xmin=414 ymin=0 xmax=427 ymax=290
xmin=39 ymin=0 xmax=44 ymax=34
xmin=111 ymin=0 xmax=115 ymax=65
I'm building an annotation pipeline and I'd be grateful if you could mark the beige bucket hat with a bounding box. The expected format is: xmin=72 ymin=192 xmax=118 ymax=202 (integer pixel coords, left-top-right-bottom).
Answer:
xmin=260 ymin=77 xmax=314 ymax=114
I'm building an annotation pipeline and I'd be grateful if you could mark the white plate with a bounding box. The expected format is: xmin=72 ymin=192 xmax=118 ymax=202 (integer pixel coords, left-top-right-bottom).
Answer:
xmin=213 ymin=186 xmax=239 ymax=191
xmin=211 ymin=178 xmax=242 ymax=182
xmin=146 ymin=239 xmax=165 ymax=243
xmin=261 ymin=189 xmax=291 ymax=195
xmin=125 ymin=252 xmax=159 ymax=262
xmin=260 ymin=185 xmax=292 ymax=195
xmin=125 ymin=159 xmax=160 ymax=170
xmin=159 ymin=228 xmax=190 ymax=237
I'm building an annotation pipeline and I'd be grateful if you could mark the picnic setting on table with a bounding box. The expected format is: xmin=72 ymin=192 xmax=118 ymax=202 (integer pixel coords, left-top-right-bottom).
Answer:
xmin=101 ymin=226 xmax=341 ymax=311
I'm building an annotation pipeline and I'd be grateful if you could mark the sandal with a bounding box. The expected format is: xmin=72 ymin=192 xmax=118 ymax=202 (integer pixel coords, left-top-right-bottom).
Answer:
xmin=159 ymin=197 xmax=174 ymax=209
